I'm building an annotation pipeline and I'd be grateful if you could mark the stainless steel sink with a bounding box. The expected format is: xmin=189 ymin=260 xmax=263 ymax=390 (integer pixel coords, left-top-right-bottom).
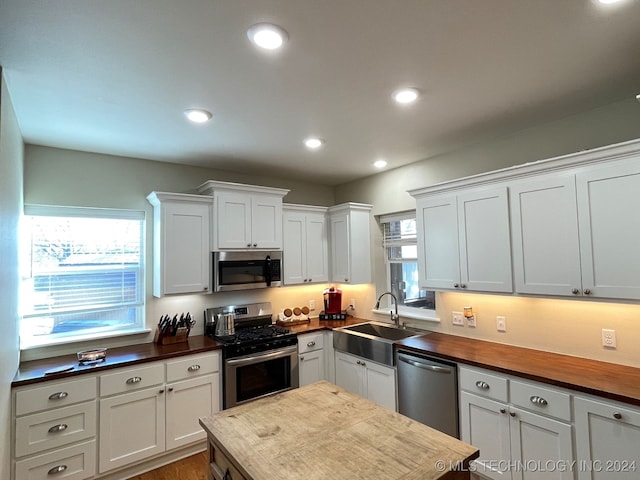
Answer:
xmin=333 ymin=321 xmax=431 ymax=366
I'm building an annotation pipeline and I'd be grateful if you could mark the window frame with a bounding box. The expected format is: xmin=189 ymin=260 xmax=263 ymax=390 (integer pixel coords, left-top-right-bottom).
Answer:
xmin=377 ymin=211 xmax=437 ymax=322
xmin=20 ymin=204 xmax=147 ymax=349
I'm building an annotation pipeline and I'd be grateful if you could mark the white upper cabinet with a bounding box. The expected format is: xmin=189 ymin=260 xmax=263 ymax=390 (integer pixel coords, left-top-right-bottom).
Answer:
xmin=511 ymin=156 xmax=640 ymax=300
xmin=327 ymin=203 xmax=373 ymax=284
xmin=147 ymin=192 xmax=212 ymax=297
xmin=197 ymin=181 xmax=289 ymax=250
xmin=283 ymin=204 xmax=329 ymax=285
xmin=510 ymin=174 xmax=582 ymax=296
xmin=576 ymin=158 xmax=640 ymax=300
xmin=414 ymin=186 xmax=513 ymax=293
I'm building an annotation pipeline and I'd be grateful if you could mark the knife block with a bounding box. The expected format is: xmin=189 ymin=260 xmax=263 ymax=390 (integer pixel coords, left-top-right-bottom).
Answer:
xmin=154 ymin=327 xmax=190 ymax=345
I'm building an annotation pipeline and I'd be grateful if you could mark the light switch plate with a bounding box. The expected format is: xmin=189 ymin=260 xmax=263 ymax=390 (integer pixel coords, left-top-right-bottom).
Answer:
xmin=452 ymin=312 xmax=464 ymax=326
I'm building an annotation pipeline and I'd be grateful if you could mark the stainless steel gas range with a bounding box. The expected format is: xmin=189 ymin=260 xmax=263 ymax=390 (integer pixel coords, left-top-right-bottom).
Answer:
xmin=204 ymin=302 xmax=298 ymax=409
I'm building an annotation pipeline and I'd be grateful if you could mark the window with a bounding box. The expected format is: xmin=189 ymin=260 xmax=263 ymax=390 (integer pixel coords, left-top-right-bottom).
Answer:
xmin=20 ymin=205 xmax=145 ymax=348
xmin=379 ymin=211 xmax=436 ymax=317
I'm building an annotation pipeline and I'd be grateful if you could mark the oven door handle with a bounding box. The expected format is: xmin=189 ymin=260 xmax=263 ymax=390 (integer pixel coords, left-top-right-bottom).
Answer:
xmin=226 ymin=345 xmax=297 ymax=367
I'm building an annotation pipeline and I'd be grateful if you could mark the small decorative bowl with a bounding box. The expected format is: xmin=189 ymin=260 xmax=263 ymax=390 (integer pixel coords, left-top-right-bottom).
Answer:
xmin=77 ymin=348 xmax=107 ymax=364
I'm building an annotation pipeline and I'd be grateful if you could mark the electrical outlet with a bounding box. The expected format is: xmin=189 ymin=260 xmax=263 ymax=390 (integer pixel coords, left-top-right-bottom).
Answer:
xmin=309 ymin=300 xmax=316 ymax=311
xmin=351 ymin=298 xmax=356 ymax=309
xmin=466 ymin=315 xmax=477 ymax=328
xmin=602 ymin=328 xmax=617 ymax=348
xmin=496 ymin=316 xmax=507 ymax=332
xmin=452 ymin=312 xmax=464 ymax=326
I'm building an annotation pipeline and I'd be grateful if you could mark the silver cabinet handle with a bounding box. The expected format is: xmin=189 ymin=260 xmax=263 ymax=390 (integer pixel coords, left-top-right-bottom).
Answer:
xmin=583 ymin=288 xmax=592 ymax=295
xmin=475 ymin=381 xmax=490 ymax=390
xmin=187 ymin=364 xmax=201 ymax=372
xmin=509 ymin=410 xmax=516 ymax=417
xmin=398 ymin=356 xmax=452 ymax=373
xmin=571 ymin=288 xmax=580 ymax=295
xmin=47 ymin=465 xmax=67 ymax=475
xmin=168 ymin=387 xmax=174 ymax=392
xmin=253 ymin=243 xmax=257 ymax=247
xmin=307 ymin=341 xmax=316 ymax=347
xmin=126 ymin=376 xmax=142 ymax=384
xmin=48 ymin=423 xmax=68 ymax=433
xmin=454 ymin=283 xmax=460 ymax=288
xmin=461 ymin=284 xmax=467 ymax=288
xmin=530 ymin=395 xmax=548 ymax=406
xmin=500 ymin=408 xmax=507 ymax=414
xmin=300 ymin=356 xmax=305 ymax=361
xmin=159 ymin=389 xmax=165 ymax=394
xmin=613 ymin=412 xmax=623 ymax=420
xmin=246 ymin=243 xmax=251 ymax=247
xmin=48 ymin=391 xmax=68 ymax=400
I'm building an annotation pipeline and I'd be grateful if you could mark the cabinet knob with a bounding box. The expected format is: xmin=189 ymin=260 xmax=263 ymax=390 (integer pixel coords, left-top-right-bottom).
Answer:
xmin=500 ymin=408 xmax=507 ymax=414
xmin=253 ymin=243 xmax=257 ymax=247
xmin=308 ymin=278 xmax=312 ymax=282
xmin=247 ymin=243 xmax=252 ymax=247
xmin=571 ymin=288 xmax=580 ymax=295
xmin=300 ymin=356 xmax=305 ymax=361
xmin=203 ymin=286 xmax=208 ymax=291
xmin=48 ymin=423 xmax=68 ymax=433
xmin=307 ymin=341 xmax=316 ymax=347
xmin=461 ymin=284 xmax=467 ymax=288
xmin=583 ymin=288 xmax=592 ymax=295
xmin=613 ymin=412 xmax=623 ymax=420
xmin=475 ymin=380 xmax=490 ymax=390
xmin=47 ymin=465 xmax=68 ymax=475
xmin=159 ymin=389 xmax=165 ymax=394
xmin=344 ymin=278 xmax=349 ymax=282
xmin=188 ymin=364 xmax=201 ymax=372
xmin=126 ymin=376 xmax=142 ymax=384
xmin=509 ymin=410 xmax=516 ymax=417
xmin=530 ymin=395 xmax=548 ymax=406
xmin=168 ymin=387 xmax=174 ymax=392
xmin=48 ymin=391 xmax=68 ymax=400
xmin=454 ymin=283 xmax=460 ymax=288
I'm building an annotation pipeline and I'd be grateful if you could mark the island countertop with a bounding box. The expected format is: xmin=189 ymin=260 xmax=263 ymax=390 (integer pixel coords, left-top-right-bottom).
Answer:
xmin=199 ymin=381 xmax=479 ymax=480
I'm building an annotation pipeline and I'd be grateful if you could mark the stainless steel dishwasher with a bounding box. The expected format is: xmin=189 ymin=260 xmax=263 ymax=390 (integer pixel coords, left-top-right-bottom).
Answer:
xmin=396 ymin=349 xmax=459 ymax=438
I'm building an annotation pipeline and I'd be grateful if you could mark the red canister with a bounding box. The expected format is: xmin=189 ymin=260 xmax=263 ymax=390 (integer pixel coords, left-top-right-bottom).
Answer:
xmin=323 ymin=286 xmax=342 ymax=315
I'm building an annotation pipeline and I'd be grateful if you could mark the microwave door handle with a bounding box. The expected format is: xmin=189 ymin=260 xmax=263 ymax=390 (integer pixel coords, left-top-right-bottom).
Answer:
xmin=265 ymin=255 xmax=272 ymax=286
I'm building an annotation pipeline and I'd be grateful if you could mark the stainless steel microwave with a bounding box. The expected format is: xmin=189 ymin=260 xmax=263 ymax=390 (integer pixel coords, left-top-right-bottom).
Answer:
xmin=213 ymin=251 xmax=282 ymax=292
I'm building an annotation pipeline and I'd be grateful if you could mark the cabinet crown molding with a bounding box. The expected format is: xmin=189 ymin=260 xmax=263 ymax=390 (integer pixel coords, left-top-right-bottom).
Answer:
xmin=146 ymin=191 xmax=212 ymax=206
xmin=327 ymin=202 xmax=373 ymax=214
xmin=196 ymin=180 xmax=289 ymax=197
xmin=408 ymin=137 xmax=640 ymax=198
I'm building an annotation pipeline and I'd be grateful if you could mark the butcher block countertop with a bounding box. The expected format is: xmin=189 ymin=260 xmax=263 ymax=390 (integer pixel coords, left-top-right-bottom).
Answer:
xmin=200 ymin=381 xmax=479 ymax=480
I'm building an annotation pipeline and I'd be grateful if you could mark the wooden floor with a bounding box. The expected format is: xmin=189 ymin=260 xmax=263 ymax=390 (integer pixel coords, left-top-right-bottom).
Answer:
xmin=127 ymin=451 xmax=208 ymax=480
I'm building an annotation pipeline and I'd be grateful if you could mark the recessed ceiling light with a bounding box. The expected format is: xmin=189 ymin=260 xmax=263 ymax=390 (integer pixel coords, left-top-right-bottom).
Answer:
xmin=373 ymin=159 xmax=388 ymax=169
xmin=636 ymin=93 xmax=640 ymax=102
xmin=392 ymin=88 xmax=420 ymax=105
xmin=184 ymin=109 xmax=212 ymax=123
xmin=598 ymin=0 xmax=624 ymax=4
xmin=247 ymin=23 xmax=288 ymax=50
xmin=304 ymin=137 xmax=324 ymax=150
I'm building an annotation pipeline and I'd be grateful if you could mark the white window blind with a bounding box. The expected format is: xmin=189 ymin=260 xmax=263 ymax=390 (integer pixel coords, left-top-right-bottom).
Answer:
xmin=21 ymin=205 xmax=145 ymax=348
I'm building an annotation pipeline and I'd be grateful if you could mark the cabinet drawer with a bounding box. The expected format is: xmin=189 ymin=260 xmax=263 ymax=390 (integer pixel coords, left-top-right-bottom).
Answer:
xmin=510 ymin=379 xmax=571 ymax=421
xmin=166 ymin=352 xmax=219 ymax=383
xmin=459 ymin=366 xmax=508 ymax=402
xmin=209 ymin=442 xmax=247 ymax=480
xmin=15 ymin=401 xmax=96 ymax=458
xmin=99 ymin=363 xmax=164 ymax=397
xmin=15 ymin=377 xmax=97 ymax=416
xmin=15 ymin=439 xmax=96 ymax=480
xmin=298 ymin=333 xmax=324 ymax=354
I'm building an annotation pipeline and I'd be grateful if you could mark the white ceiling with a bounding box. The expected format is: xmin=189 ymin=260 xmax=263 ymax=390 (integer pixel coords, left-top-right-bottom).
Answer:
xmin=1 ymin=0 xmax=640 ymax=186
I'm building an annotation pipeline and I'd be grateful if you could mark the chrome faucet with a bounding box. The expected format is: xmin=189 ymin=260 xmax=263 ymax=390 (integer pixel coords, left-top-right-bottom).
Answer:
xmin=375 ymin=292 xmax=401 ymax=327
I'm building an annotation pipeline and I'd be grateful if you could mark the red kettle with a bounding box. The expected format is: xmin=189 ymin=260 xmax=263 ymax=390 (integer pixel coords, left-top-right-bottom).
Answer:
xmin=323 ymin=286 xmax=342 ymax=315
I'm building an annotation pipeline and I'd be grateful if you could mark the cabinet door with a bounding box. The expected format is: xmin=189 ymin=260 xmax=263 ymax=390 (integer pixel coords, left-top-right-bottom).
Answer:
xmin=283 ymin=212 xmax=306 ymax=284
xmin=416 ymin=195 xmax=460 ymax=289
xmin=510 ymin=174 xmax=582 ymax=296
xmin=251 ymin=194 xmax=282 ymax=249
xmin=334 ymin=352 xmax=364 ymax=397
xmin=509 ymin=407 xmax=573 ymax=480
xmin=574 ymin=396 xmax=640 ymax=480
xmin=330 ymin=212 xmax=351 ymax=283
xmin=216 ymin=192 xmax=252 ymax=249
xmin=166 ymin=373 xmax=220 ymax=450
xmin=458 ymin=187 xmax=513 ymax=293
xmin=162 ymin=201 xmax=211 ymax=295
xmin=363 ymin=361 xmax=396 ymax=411
xmin=305 ymin=213 xmax=329 ymax=283
xmin=576 ymin=159 xmax=640 ymax=300
xmin=460 ymin=392 xmax=511 ymax=480
xmin=299 ymin=350 xmax=325 ymax=387
xmin=98 ymin=387 xmax=165 ymax=473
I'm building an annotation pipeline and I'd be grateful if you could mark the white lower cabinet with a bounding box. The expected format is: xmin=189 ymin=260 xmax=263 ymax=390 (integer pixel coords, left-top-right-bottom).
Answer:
xmin=574 ymin=395 xmax=640 ymax=480
xmin=334 ymin=351 xmax=396 ymax=411
xmin=98 ymin=351 xmax=221 ymax=474
xmin=298 ymin=333 xmax=326 ymax=387
xmin=459 ymin=365 xmax=573 ymax=480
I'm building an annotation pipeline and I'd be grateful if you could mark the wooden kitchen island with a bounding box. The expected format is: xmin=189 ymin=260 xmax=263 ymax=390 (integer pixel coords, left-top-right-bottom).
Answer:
xmin=199 ymin=381 xmax=479 ymax=480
